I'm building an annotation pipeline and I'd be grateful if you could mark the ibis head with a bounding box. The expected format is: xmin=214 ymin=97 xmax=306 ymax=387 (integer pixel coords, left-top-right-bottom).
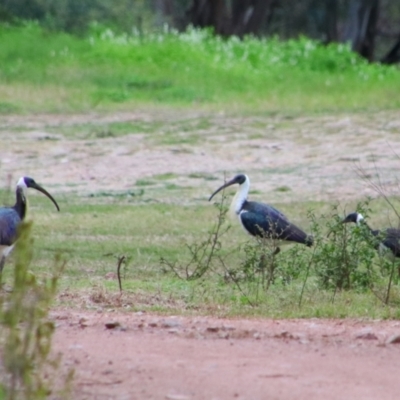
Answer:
xmin=209 ymin=174 xmax=250 ymax=217
xmin=342 ymin=212 xmax=364 ymax=225
xmin=17 ymin=176 xmax=60 ymax=212
xmin=208 ymin=174 xmax=248 ymax=202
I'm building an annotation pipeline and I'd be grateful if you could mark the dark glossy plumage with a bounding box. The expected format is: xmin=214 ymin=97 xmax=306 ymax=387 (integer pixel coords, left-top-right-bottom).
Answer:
xmin=240 ymin=200 xmax=313 ymax=246
xmin=376 ymin=228 xmax=400 ymax=257
xmin=0 ymin=186 xmax=28 ymax=272
xmin=0 ymin=208 xmax=21 ymax=246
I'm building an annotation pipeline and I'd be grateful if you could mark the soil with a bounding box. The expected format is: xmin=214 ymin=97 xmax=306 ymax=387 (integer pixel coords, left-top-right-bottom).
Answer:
xmin=2 ymin=110 xmax=400 ymax=399
xmin=2 ymin=110 xmax=400 ymax=204
xmin=53 ymin=310 xmax=400 ymax=400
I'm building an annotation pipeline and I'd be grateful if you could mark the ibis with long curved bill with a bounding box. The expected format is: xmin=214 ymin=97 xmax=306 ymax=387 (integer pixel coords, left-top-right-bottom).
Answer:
xmin=342 ymin=212 xmax=400 ymax=260
xmin=209 ymin=174 xmax=313 ymax=251
xmin=0 ymin=176 xmax=60 ymax=272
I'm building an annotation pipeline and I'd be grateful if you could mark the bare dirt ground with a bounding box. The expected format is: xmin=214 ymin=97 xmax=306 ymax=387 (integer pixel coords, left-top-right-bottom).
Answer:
xmin=2 ymin=110 xmax=400 ymax=399
xmin=53 ymin=310 xmax=400 ymax=400
xmin=1 ymin=109 xmax=400 ymax=203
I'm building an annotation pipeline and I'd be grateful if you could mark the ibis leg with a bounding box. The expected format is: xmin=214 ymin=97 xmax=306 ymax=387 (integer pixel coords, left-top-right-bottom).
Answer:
xmin=0 ymin=244 xmax=14 ymax=274
xmin=0 ymin=255 xmax=5 ymax=274
xmin=259 ymin=247 xmax=280 ymax=290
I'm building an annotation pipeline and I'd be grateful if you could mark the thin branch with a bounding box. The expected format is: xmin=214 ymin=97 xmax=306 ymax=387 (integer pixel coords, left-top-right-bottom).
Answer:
xmin=354 ymin=161 xmax=400 ymax=221
xmin=217 ymin=255 xmax=255 ymax=307
xmin=384 ymin=260 xmax=396 ymax=305
xmin=117 ymin=256 xmax=126 ymax=293
xmin=298 ymin=244 xmax=318 ymax=308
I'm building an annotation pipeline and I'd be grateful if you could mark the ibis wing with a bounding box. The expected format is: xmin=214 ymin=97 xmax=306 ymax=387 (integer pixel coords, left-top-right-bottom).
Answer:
xmin=240 ymin=202 xmax=310 ymax=245
xmin=381 ymin=228 xmax=400 ymax=257
xmin=0 ymin=208 xmax=20 ymax=246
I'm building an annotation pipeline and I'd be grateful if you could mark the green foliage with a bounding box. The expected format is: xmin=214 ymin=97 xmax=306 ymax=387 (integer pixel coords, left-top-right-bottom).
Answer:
xmin=0 ymin=24 xmax=400 ymax=113
xmin=160 ymin=197 xmax=400 ymax=310
xmin=161 ymin=192 xmax=231 ymax=280
xmin=222 ymin=234 xmax=312 ymax=305
xmin=312 ymin=203 xmax=377 ymax=291
xmin=0 ymin=221 xmax=72 ymax=399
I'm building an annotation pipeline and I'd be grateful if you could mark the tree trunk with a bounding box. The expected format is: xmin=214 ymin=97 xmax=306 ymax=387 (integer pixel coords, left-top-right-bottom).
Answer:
xmin=325 ymin=0 xmax=338 ymax=42
xmin=186 ymin=0 xmax=228 ymax=35
xmin=381 ymin=36 xmax=400 ymax=64
xmin=187 ymin=0 xmax=275 ymax=37
xmin=231 ymin=0 xmax=276 ymax=38
xmin=342 ymin=0 xmax=380 ymax=61
xmin=154 ymin=0 xmax=174 ymax=27
xmin=307 ymin=0 xmax=338 ymax=43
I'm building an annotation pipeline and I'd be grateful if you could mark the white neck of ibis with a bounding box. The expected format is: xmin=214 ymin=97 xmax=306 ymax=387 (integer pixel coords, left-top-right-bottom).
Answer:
xmin=230 ymin=176 xmax=250 ymax=215
xmin=17 ymin=177 xmax=28 ymax=193
xmin=356 ymin=213 xmax=364 ymax=225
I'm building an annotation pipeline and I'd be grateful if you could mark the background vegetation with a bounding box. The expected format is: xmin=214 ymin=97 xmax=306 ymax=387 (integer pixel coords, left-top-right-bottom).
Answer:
xmin=1 ymin=0 xmax=400 ymax=62
xmin=0 ymin=22 xmax=399 ymax=114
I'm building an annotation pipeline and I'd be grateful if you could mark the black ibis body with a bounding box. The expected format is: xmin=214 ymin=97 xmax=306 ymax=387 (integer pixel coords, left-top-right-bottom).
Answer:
xmin=342 ymin=212 xmax=400 ymax=260
xmin=209 ymin=174 xmax=313 ymax=249
xmin=0 ymin=177 xmax=60 ymax=272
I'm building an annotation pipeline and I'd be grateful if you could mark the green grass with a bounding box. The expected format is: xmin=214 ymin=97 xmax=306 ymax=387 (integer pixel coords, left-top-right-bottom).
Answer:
xmin=1 ymin=23 xmax=400 ymax=113
xmin=1 ymin=190 xmax=400 ymax=319
xmin=46 ymin=121 xmax=162 ymax=139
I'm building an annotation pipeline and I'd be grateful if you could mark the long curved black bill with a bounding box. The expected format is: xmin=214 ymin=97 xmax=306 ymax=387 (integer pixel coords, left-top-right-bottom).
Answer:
xmin=208 ymin=178 xmax=236 ymax=201
xmin=31 ymin=183 xmax=60 ymax=211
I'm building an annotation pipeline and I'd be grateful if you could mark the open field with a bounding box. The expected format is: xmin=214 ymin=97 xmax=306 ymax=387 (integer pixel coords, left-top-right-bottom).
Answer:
xmin=2 ymin=108 xmax=400 ymax=316
xmin=1 ymin=108 xmax=400 ymax=398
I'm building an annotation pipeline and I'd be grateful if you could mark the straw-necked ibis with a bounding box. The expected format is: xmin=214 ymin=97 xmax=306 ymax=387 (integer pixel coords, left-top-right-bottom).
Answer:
xmin=209 ymin=174 xmax=313 ymax=251
xmin=342 ymin=212 xmax=400 ymax=260
xmin=0 ymin=176 xmax=60 ymax=272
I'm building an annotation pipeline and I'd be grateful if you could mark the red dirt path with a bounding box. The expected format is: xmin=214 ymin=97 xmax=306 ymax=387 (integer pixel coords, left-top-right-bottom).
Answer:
xmin=53 ymin=310 xmax=400 ymax=400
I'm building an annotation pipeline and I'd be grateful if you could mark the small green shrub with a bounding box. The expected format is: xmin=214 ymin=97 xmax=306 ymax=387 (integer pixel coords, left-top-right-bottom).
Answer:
xmin=161 ymin=191 xmax=231 ymax=281
xmin=0 ymin=221 xmax=73 ymax=400
xmin=312 ymin=203 xmax=376 ymax=292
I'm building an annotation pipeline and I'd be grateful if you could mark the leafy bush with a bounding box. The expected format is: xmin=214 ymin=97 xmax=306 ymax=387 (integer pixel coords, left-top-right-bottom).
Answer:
xmin=161 ymin=197 xmax=400 ymax=309
xmin=312 ymin=203 xmax=377 ymax=291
